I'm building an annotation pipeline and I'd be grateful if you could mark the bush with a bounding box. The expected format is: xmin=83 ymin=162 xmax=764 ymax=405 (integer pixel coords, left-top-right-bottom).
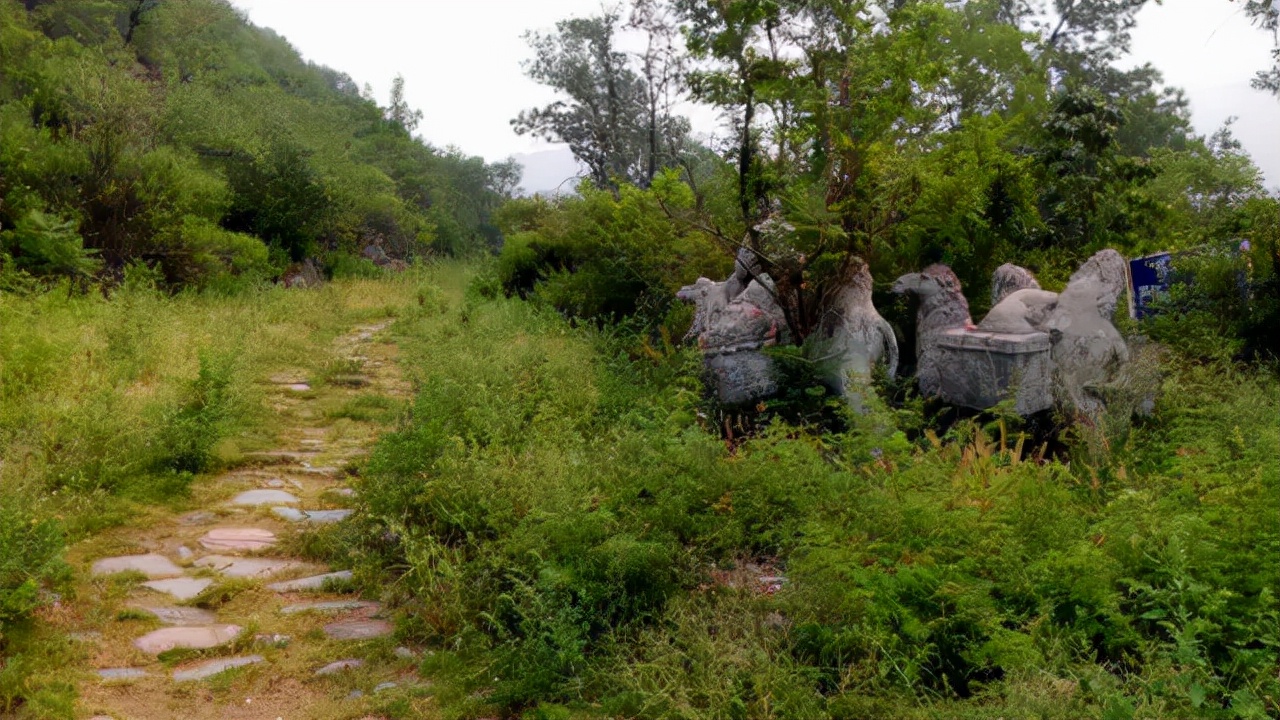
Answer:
xmin=0 ymin=499 xmax=67 ymax=644
xmin=494 ymin=182 xmax=730 ymax=328
xmin=0 ymin=210 xmax=100 ymax=280
xmin=154 ymin=350 xmax=240 ymax=474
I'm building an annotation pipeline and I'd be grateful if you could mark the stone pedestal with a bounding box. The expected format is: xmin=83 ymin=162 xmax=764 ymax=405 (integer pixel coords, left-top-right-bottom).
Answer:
xmin=935 ymin=329 xmax=1052 ymax=415
xmin=706 ymin=350 xmax=778 ymax=407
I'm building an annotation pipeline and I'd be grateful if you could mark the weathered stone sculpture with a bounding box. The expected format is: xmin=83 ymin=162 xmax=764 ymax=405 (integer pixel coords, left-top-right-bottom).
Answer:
xmin=1044 ymin=249 xmax=1130 ymax=417
xmin=893 ymin=250 xmax=1135 ymax=418
xmin=809 ymin=259 xmax=898 ymax=403
xmin=889 ymin=265 xmax=973 ymax=398
xmin=990 ymin=263 xmax=1042 ymax=307
xmin=677 ymin=249 xmax=790 ymax=406
xmin=978 ymin=286 xmax=1060 ymax=335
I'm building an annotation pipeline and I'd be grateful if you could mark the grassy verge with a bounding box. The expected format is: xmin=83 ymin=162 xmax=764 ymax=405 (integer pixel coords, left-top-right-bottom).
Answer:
xmin=0 ymin=270 xmax=426 ymax=715
xmin=347 ymin=268 xmax=1279 ymax=719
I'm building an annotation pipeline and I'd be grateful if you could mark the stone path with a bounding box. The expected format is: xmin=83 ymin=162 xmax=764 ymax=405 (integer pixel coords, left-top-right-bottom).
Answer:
xmin=65 ymin=321 xmax=427 ymax=719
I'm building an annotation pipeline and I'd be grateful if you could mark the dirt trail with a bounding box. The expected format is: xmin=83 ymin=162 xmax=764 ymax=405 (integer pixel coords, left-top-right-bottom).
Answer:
xmin=59 ymin=320 xmax=428 ymax=720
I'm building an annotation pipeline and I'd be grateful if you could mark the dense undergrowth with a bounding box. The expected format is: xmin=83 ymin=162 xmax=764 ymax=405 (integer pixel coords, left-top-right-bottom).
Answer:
xmin=0 ymin=269 xmax=425 ymax=714
xmin=339 ymin=268 xmax=1279 ymax=720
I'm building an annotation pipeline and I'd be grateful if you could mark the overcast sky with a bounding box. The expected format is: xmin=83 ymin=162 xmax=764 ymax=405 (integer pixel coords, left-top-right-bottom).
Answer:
xmin=229 ymin=0 xmax=1279 ymax=188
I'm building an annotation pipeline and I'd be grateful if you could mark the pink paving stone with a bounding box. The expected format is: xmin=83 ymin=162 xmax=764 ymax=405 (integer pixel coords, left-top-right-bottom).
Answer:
xmin=131 ymin=605 xmax=217 ymax=625
xmin=133 ymin=624 xmax=242 ymax=655
xmin=91 ymin=553 xmax=183 ymax=579
xmin=140 ymin=577 xmax=213 ymax=601
xmin=198 ymin=527 xmax=277 ymax=552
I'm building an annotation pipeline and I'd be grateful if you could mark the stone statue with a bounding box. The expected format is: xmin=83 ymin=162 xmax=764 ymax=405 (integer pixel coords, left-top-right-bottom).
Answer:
xmin=809 ymin=258 xmax=898 ymax=403
xmin=677 ymin=249 xmax=789 ymax=406
xmin=990 ymin=263 xmax=1042 ymax=307
xmin=890 ymin=264 xmax=974 ymax=398
xmin=893 ymin=250 xmax=1135 ymax=418
xmin=1043 ymin=249 xmax=1130 ymax=418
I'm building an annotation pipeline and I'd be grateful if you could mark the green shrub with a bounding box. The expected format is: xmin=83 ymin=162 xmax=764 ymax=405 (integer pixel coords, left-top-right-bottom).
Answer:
xmin=494 ymin=183 xmax=730 ymax=327
xmin=154 ymin=350 xmax=240 ymax=474
xmin=352 ymin=277 xmax=1278 ymax=718
xmin=0 ymin=210 xmax=100 ymax=280
xmin=0 ymin=499 xmax=67 ymax=644
xmin=327 ymin=253 xmax=384 ymax=280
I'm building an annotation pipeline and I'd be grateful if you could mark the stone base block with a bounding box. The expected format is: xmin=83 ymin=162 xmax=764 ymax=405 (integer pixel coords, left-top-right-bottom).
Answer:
xmin=936 ymin=329 xmax=1052 ymax=415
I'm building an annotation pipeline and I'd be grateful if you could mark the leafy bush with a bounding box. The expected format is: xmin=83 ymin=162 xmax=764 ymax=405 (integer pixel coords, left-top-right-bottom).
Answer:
xmin=0 ymin=500 xmax=66 ymax=644
xmin=154 ymin=350 xmax=240 ymax=474
xmin=0 ymin=210 xmax=100 ymax=280
xmin=495 ymin=181 xmax=730 ymax=327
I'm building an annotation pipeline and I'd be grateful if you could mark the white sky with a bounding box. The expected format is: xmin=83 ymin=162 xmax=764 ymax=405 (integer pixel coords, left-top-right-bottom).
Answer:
xmin=229 ymin=0 xmax=1279 ymax=188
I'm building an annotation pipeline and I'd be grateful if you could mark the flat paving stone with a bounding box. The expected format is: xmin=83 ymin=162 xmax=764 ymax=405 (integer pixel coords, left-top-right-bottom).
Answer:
xmin=271 ymin=507 xmax=352 ymax=524
xmin=198 ymin=527 xmax=277 ymax=552
xmin=172 ymin=654 xmax=264 ymax=682
xmin=330 ymin=488 xmax=356 ymax=498
xmin=270 ymin=507 xmax=306 ymax=522
xmin=177 ymin=511 xmax=217 ymax=526
xmin=265 ymin=570 xmax=353 ymax=592
xmin=280 ymin=600 xmax=378 ymax=615
xmin=374 ymin=681 xmax=398 ymax=693
xmin=98 ymin=668 xmax=148 ymax=681
xmin=131 ymin=606 xmax=217 ymax=625
xmin=323 ymin=618 xmax=393 ymax=641
xmin=194 ymin=555 xmax=300 ymax=578
xmin=134 ymin=624 xmax=242 ymax=654
xmin=91 ymin=554 xmax=183 ymax=579
xmin=230 ymin=489 xmax=299 ymax=506
xmin=265 ymin=478 xmax=286 ymax=488
xmin=140 ymin=577 xmax=213 ymax=601
xmin=314 ymin=659 xmax=364 ymax=676
xmin=298 ymin=466 xmax=342 ymax=476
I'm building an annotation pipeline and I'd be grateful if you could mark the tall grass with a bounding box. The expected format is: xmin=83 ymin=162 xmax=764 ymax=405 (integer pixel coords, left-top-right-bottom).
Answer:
xmin=346 ymin=268 xmax=1279 ymax=719
xmin=0 ymin=269 xmax=427 ymax=713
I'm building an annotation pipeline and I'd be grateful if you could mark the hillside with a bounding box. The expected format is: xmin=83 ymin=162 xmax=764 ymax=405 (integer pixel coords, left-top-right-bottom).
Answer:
xmin=0 ymin=0 xmax=516 ymax=288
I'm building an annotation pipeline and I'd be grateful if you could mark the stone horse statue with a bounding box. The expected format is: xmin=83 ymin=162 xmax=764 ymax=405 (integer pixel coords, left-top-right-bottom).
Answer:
xmin=893 ymin=249 xmax=1132 ymax=418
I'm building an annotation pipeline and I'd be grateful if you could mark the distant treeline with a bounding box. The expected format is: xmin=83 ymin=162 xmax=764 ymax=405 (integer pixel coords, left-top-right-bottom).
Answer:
xmin=0 ymin=0 xmax=518 ymax=289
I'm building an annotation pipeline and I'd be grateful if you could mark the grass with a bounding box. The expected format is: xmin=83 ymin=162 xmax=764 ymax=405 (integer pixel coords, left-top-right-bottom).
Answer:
xmin=3 ymin=261 xmax=1276 ymax=719
xmin=0 ymin=268 xmax=430 ymax=716
xmin=335 ymin=265 xmax=1279 ymax=719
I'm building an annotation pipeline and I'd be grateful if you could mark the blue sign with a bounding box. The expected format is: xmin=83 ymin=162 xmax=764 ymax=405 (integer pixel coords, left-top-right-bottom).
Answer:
xmin=1129 ymin=252 xmax=1174 ymax=319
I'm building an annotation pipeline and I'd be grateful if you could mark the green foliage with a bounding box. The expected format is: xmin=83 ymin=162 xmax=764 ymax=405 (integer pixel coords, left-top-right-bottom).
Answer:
xmin=495 ymin=181 xmax=729 ymax=327
xmin=0 ymin=500 xmax=67 ymax=644
xmin=0 ymin=0 xmax=514 ymax=288
xmin=0 ymin=210 xmax=100 ymax=279
xmin=154 ymin=350 xmax=239 ymax=474
xmin=352 ymin=278 xmax=1278 ymax=718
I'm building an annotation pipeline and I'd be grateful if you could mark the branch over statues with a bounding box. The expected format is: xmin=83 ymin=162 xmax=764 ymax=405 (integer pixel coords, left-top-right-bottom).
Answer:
xmin=677 ymin=251 xmax=897 ymax=408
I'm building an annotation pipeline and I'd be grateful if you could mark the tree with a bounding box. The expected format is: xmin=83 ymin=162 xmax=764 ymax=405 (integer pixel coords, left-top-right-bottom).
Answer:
xmin=385 ymin=74 xmax=423 ymax=133
xmin=1239 ymin=0 xmax=1279 ymax=93
xmin=513 ymin=10 xmax=688 ymax=189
